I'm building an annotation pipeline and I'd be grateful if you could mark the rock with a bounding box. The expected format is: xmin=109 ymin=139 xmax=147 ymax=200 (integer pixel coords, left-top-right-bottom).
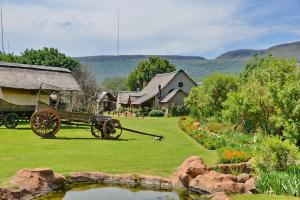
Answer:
xmin=10 ymin=168 xmax=66 ymax=197
xmin=139 ymin=175 xmax=172 ymax=189
xmin=0 ymin=188 xmax=32 ymax=200
xmin=189 ymin=170 xmax=245 ymax=195
xmin=212 ymin=192 xmax=231 ymax=200
xmin=68 ymin=172 xmax=172 ymax=189
xmin=170 ymin=156 xmax=207 ymax=188
xmin=237 ymin=173 xmax=250 ymax=183
xmin=244 ymin=177 xmax=257 ymax=193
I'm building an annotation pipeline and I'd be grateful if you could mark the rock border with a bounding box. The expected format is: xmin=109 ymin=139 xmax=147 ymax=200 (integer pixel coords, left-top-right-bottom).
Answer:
xmin=0 ymin=156 xmax=256 ymax=200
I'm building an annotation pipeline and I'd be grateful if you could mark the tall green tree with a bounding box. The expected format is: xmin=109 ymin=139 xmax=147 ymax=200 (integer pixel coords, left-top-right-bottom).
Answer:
xmin=99 ymin=77 xmax=128 ymax=93
xmin=185 ymin=73 xmax=238 ymax=119
xmin=0 ymin=47 xmax=80 ymax=71
xmin=127 ymin=56 xmax=176 ymax=90
xmin=223 ymin=56 xmax=300 ymax=144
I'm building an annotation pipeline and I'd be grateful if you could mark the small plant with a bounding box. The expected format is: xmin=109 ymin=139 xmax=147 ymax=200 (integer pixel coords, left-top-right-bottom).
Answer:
xmin=253 ymin=136 xmax=298 ymax=172
xmin=219 ymin=148 xmax=250 ymax=163
xmin=149 ymin=110 xmax=164 ymax=117
xmin=205 ymin=121 xmax=232 ymax=134
xmin=256 ymin=165 xmax=300 ymax=197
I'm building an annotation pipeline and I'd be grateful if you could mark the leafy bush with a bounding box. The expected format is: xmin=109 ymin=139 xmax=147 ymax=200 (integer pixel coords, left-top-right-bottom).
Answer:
xmin=253 ymin=136 xmax=298 ymax=172
xmin=256 ymin=165 xmax=300 ymax=197
xmin=192 ymin=130 xmax=226 ymax=150
xmin=219 ymin=148 xmax=250 ymax=164
xmin=178 ymin=117 xmax=197 ymax=134
xmin=141 ymin=107 xmax=151 ymax=116
xmin=149 ymin=110 xmax=165 ymax=117
xmin=205 ymin=122 xmax=232 ymax=134
xmin=170 ymin=104 xmax=189 ymax=116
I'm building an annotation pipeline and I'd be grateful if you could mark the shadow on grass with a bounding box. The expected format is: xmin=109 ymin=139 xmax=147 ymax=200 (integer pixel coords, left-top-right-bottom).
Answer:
xmin=16 ymin=127 xmax=31 ymax=130
xmin=43 ymin=137 xmax=136 ymax=141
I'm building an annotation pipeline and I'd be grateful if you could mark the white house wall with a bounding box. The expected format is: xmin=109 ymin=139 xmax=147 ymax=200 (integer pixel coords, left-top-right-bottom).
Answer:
xmin=154 ymin=71 xmax=196 ymax=107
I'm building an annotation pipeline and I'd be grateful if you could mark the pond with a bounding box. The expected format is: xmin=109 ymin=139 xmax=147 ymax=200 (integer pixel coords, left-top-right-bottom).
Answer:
xmin=38 ymin=184 xmax=207 ymax=200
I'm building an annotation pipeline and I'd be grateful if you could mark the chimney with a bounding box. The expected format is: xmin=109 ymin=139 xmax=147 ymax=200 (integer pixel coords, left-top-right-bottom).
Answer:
xmin=158 ymin=85 xmax=162 ymax=99
xmin=143 ymin=81 xmax=148 ymax=88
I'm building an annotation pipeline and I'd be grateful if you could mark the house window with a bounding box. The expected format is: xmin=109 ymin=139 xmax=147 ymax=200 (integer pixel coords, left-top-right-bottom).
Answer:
xmin=178 ymin=82 xmax=184 ymax=87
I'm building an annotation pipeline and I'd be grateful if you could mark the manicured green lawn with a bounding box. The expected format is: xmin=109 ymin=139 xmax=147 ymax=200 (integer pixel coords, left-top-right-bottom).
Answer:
xmin=0 ymin=117 xmax=218 ymax=186
xmin=233 ymin=194 xmax=300 ymax=200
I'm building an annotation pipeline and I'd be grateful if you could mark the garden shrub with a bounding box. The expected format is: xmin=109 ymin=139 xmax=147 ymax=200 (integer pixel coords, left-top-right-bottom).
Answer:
xmin=141 ymin=107 xmax=151 ymax=116
xmin=149 ymin=110 xmax=164 ymax=117
xmin=178 ymin=117 xmax=196 ymax=134
xmin=204 ymin=121 xmax=232 ymax=134
xmin=253 ymin=136 xmax=298 ymax=172
xmin=219 ymin=148 xmax=250 ymax=164
xmin=192 ymin=130 xmax=226 ymax=150
xmin=170 ymin=104 xmax=189 ymax=116
xmin=256 ymin=165 xmax=300 ymax=197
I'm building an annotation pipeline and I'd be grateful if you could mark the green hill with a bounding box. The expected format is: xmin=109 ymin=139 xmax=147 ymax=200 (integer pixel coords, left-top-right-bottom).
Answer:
xmin=76 ymin=41 xmax=300 ymax=81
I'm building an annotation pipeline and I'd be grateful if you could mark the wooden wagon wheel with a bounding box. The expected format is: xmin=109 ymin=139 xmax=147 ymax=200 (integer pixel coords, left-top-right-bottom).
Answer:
xmin=102 ymin=119 xmax=122 ymax=140
xmin=91 ymin=122 xmax=104 ymax=138
xmin=30 ymin=108 xmax=61 ymax=138
xmin=4 ymin=113 xmax=19 ymax=129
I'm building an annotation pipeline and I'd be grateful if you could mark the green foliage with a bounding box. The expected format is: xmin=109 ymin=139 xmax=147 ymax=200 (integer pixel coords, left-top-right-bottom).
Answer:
xmin=253 ymin=136 xmax=298 ymax=172
xmin=0 ymin=47 xmax=80 ymax=71
xmin=100 ymin=77 xmax=128 ymax=92
xmin=223 ymin=56 xmax=300 ymax=145
xmin=169 ymin=104 xmax=189 ymax=116
xmin=185 ymin=73 xmax=238 ymax=119
xmin=204 ymin=121 xmax=232 ymax=135
xmin=127 ymin=56 xmax=176 ymax=91
xmin=256 ymin=165 xmax=300 ymax=197
xmin=149 ymin=109 xmax=165 ymax=117
xmin=192 ymin=130 xmax=226 ymax=150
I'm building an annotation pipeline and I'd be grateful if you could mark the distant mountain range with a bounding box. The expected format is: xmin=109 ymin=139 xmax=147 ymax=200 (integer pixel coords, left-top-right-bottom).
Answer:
xmin=76 ymin=41 xmax=300 ymax=81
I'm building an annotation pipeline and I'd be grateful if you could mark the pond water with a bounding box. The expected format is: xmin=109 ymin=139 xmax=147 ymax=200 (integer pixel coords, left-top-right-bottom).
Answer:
xmin=39 ymin=184 xmax=206 ymax=200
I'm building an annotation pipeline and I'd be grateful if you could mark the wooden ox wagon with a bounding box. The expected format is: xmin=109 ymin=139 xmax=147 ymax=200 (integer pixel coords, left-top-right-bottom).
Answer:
xmin=0 ymin=99 xmax=35 ymax=128
xmin=30 ymin=83 xmax=164 ymax=140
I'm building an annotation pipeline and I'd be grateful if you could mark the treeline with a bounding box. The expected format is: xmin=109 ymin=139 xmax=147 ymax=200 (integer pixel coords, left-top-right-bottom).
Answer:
xmin=185 ymin=55 xmax=300 ymax=146
xmin=0 ymin=47 xmax=176 ymax=96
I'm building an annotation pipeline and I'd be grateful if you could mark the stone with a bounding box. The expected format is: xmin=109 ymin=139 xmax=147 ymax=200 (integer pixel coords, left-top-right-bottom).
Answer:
xmin=9 ymin=168 xmax=65 ymax=197
xmin=189 ymin=170 xmax=245 ymax=195
xmin=170 ymin=156 xmax=207 ymax=188
xmin=0 ymin=188 xmax=32 ymax=200
xmin=244 ymin=177 xmax=257 ymax=193
xmin=237 ymin=173 xmax=250 ymax=183
xmin=212 ymin=192 xmax=231 ymax=200
xmin=68 ymin=172 xmax=172 ymax=189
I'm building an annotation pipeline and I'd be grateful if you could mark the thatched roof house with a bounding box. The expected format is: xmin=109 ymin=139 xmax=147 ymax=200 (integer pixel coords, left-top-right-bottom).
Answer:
xmin=0 ymin=61 xmax=80 ymax=106
xmin=117 ymin=69 xmax=197 ymax=109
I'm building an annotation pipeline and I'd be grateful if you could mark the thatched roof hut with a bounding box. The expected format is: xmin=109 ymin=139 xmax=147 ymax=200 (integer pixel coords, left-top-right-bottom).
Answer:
xmin=0 ymin=61 xmax=80 ymax=106
xmin=0 ymin=61 xmax=80 ymax=91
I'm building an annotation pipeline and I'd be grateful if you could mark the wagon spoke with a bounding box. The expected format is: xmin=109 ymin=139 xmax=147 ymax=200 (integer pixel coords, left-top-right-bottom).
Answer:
xmin=31 ymin=108 xmax=61 ymax=138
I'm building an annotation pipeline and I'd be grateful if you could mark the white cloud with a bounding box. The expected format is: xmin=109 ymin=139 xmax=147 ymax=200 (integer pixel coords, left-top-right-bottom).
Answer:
xmin=1 ymin=0 xmax=299 ymax=57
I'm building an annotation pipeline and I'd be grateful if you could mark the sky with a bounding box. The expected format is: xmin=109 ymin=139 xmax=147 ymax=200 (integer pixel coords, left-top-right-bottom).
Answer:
xmin=0 ymin=0 xmax=300 ymax=58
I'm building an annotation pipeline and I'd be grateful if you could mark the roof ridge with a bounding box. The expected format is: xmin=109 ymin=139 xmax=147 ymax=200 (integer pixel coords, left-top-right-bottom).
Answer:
xmin=0 ymin=61 xmax=71 ymax=73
